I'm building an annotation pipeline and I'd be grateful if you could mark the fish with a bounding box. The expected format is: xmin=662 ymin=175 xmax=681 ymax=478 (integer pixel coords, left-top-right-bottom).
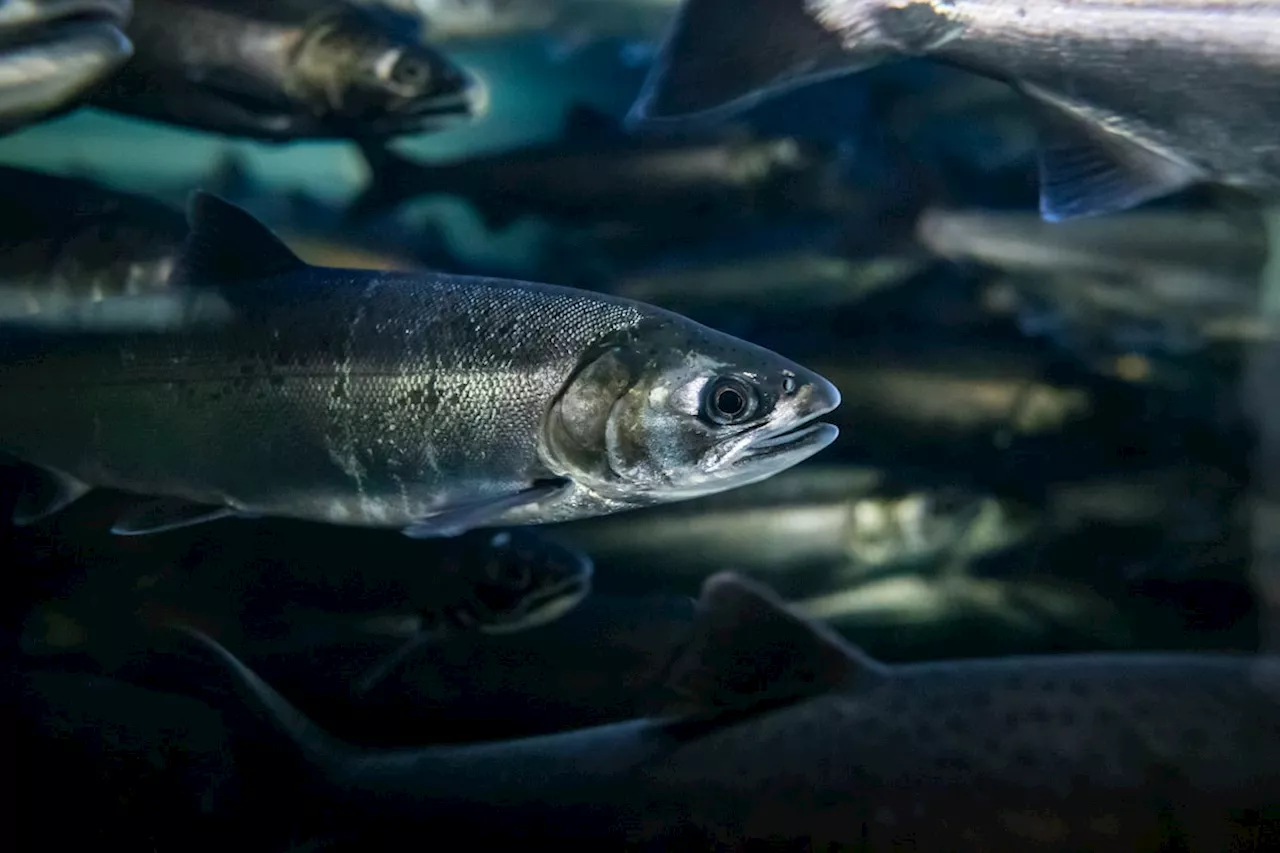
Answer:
xmin=349 ymin=103 xmax=855 ymax=230
xmin=629 ymin=0 xmax=1280 ymax=220
xmin=919 ymin=206 xmax=1269 ymax=327
xmin=182 ymin=571 xmax=1280 ymax=851
xmin=0 ymin=165 xmax=226 ymax=333
xmin=0 ymin=192 xmax=840 ymax=537
xmin=91 ymin=0 xmax=481 ymax=141
xmin=355 ymin=0 xmax=679 ymax=54
xmin=546 ymin=464 xmax=1033 ymax=597
xmin=606 ymin=226 xmax=926 ymax=316
xmin=339 ymin=528 xmax=595 ymax=693
xmin=0 ymin=0 xmax=133 ymax=133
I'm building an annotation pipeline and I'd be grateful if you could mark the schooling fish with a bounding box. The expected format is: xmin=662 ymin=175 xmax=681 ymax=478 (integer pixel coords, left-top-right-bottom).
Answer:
xmin=0 ymin=0 xmax=133 ymax=133
xmin=0 ymin=165 xmax=215 ymax=333
xmin=350 ymin=103 xmax=854 ymax=230
xmin=0 ymin=192 xmax=839 ymax=537
xmin=629 ymin=0 xmax=1280 ymax=220
xmin=184 ymin=571 xmax=1280 ymax=851
xmin=92 ymin=0 xmax=479 ymax=140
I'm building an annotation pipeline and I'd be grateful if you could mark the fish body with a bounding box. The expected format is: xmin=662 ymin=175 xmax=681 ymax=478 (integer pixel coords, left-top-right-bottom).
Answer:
xmin=351 ymin=105 xmax=853 ymax=229
xmin=631 ymin=0 xmax=1280 ymax=219
xmin=0 ymin=193 xmax=839 ymax=535
xmin=189 ymin=572 xmax=1280 ymax=851
xmin=0 ymin=0 xmax=133 ymax=132
xmin=0 ymin=165 xmax=198 ymax=332
xmin=356 ymin=0 xmax=678 ymax=49
xmin=919 ymin=206 xmax=1268 ymax=312
xmin=547 ymin=464 xmax=1032 ymax=596
xmin=92 ymin=0 xmax=479 ymax=140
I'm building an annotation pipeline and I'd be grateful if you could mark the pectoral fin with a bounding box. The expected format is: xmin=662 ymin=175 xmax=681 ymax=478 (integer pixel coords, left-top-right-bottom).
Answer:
xmin=111 ymin=498 xmax=240 ymax=536
xmin=1022 ymin=83 xmax=1201 ymax=221
xmin=12 ymin=467 xmax=91 ymax=525
xmin=401 ymin=480 xmax=571 ymax=539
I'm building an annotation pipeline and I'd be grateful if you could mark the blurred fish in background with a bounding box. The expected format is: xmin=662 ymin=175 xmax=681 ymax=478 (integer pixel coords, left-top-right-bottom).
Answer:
xmin=0 ymin=0 xmax=133 ymax=134
xmin=0 ymin=0 xmax=1277 ymax=849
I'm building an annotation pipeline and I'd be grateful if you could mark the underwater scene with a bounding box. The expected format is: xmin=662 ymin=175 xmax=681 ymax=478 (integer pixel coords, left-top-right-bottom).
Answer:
xmin=4 ymin=0 xmax=1280 ymax=849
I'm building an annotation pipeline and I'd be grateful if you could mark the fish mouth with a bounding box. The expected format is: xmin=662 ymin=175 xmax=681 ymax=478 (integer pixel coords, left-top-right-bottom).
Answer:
xmin=743 ymin=419 xmax=839 ymax=461
xmin=404 ymin=70 xmax=489 ymax=122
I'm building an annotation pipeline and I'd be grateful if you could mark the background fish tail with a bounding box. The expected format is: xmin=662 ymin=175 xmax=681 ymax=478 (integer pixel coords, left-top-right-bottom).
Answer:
xmin=629 ymin=0 xmax=864 ymax=122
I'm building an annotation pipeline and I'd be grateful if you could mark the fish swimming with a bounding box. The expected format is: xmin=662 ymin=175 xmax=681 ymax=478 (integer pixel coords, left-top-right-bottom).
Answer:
xmin=345 ymin=528 xmax=595 ymax=693
xmin=350 ymin=104 xmax=854 ymax=230
xmin=918 ymin=206 xmax=1270 ymax=349
xmin=0 ymin=0 xmax=133 ymax=133
xmin=547 ymin=464 xmax=1032 ymax=597
xmin=0 ymin=165 xmax=212 ymax=333
xmin=92 ymin=0 xmax=480 ymax=140
xmin=629 ymin=0 xmax=1280 ymax=220
xmin=0 ymin=192 xmax=840 ymax=537
xmin=183 ymin=571 xmax=1280 ymax=851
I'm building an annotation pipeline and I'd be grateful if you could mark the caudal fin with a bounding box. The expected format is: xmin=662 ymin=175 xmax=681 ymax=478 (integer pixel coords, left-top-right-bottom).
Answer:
xmin=171 ymin=626 xmax=357 ymax=783
xmin=627 ymin=0 xmax=872 ymax=124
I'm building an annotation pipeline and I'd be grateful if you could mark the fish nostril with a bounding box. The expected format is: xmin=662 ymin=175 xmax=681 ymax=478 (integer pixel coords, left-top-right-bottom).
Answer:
xmin=782 ymin=374 xmax=798 ymax=395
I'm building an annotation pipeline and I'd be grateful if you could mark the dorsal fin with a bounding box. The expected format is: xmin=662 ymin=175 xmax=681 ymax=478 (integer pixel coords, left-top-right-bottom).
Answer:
xmin=661 ymin=572 xmax=886 ymax=717
xmin=171 ymin=192 xmax=307 ymax=286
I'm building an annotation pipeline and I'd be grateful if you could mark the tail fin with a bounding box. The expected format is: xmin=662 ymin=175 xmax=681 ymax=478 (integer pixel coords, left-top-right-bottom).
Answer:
xmin=627 ymin=0 xmax=874 ymax=124
xmin=171 ymin=625 xmax=357 ymax=783
xmin=347 ymin=141 xmax=424 ymax=221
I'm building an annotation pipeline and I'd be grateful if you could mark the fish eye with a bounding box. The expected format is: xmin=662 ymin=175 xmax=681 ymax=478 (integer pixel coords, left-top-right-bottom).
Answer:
xmin=702 ymin=376 xmax=758 ymax=426
xmin=388 ymin=55 xmax=431 ymax=88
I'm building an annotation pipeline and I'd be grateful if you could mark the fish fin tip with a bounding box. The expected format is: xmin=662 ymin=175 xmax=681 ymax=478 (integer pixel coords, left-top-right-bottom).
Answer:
xmin=401 ymin=481 xmax=570 ymax=539
xmin=111 ymin=499 xmax=238 ymax=536
xmin=11 ymin=467 xmax=91 ymax=526
xmin=627 ymin=0 xmax=862 ymax=124
xmin=661 ymin=571 xmax=883 ymax=716
xmin=175 ymin=192 xmax=308 ymax=285
xmin=170 ymin=624 xmax=352 ymax=772
xmin=1027 ymin=92 xmax=1198 ymax=221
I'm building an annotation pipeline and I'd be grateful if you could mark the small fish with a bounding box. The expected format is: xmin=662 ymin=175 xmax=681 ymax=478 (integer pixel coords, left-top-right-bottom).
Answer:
xmin=629 ymin=0 xmax=1280 ymax=220
xmin=92 ymin=0 xmax=480 ymax=140
xmin=0 ymin=165 xmax=227 ymax=333
xmin=0 ymin=0 xmax=133 ymax=133
xmin=547 ymin=464 xmax=1032 ymax=596
xmin=0 ymin=192 xmax=840 ymax=537
xmin=919 ymin=206 xmax=1271 ymax=350
xmin=347 ymin=528 xmax=594 ymax=694
xmin=183 ymin=571 xmax=1280 ymax=851
xmin=350 ymin=103 xmax=854 ymax=230
xmin=354 ymin=0 xmax=679 ymax=52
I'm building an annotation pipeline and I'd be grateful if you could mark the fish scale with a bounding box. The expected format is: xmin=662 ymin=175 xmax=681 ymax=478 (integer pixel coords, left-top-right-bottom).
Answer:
xmin=0 ymin=194 xmax=840 ymax=535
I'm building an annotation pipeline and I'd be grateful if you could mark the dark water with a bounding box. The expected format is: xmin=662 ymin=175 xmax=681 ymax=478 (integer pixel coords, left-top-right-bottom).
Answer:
xmin=0 ymin=3 xmax=1275 ymax=850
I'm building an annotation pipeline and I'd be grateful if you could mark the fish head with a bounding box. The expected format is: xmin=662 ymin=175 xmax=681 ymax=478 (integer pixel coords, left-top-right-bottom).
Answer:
xmin=461 ymin=529 xmax=594 ymax=633
xmin=545 ymin=319 xmax=841 ymax=507
xmin=288 ymin=6 xmax=482 ymax=133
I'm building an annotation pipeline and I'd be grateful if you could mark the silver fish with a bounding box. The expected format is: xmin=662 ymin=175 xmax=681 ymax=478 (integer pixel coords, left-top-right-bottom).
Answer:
xmin=630 ymin=0 xmax=1280 ymax=220
xmin=0 ymin=192 xmax=840 ymax=537
xmin=547 ymin=464 xmax=1033 ymax=596
xmin=185 ymin=572 xmax=1280 ymax=851
xmin=0 ymin=0 xmax=133 ymax=133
